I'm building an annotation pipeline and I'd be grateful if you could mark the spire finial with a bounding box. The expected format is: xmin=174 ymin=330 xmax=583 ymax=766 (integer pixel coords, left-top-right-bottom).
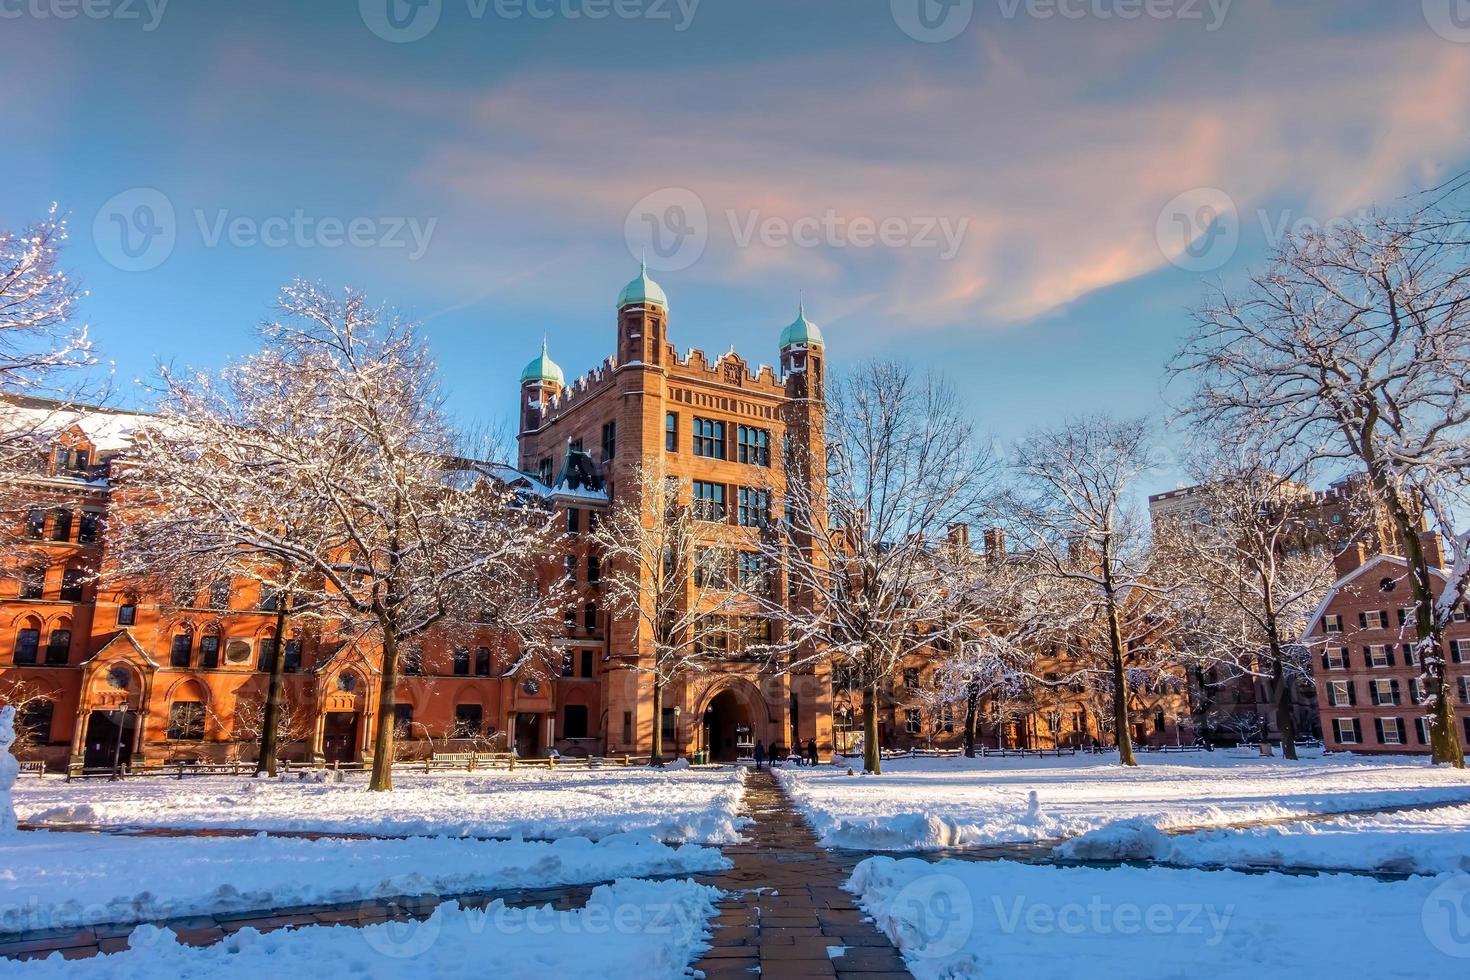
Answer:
xmin=640 ymin=250 xmax=647 ymax=276
xmin=798 ymin=290 xmax=806 ymax=319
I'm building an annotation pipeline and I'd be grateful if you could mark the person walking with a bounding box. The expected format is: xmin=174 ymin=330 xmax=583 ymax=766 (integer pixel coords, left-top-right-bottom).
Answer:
xmin=806 ymin=738 xmax=818 ymax=766
xmin=753 ymin=740 xmax=766 ymax=770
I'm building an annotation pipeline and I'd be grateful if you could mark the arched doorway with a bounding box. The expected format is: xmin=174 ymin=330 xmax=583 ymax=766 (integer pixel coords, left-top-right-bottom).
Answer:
xmin=83 ymin=710 xmax=136 ymax=771
xmin=702 ymin=689 xmax=754 ymax=762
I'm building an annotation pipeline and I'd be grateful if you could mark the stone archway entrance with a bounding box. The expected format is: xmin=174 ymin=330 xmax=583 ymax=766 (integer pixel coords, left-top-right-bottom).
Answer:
xmin=82 ymin=710 xmax=135 ymax=770
xmin=702 ymin=688 xmax=756 ymax=762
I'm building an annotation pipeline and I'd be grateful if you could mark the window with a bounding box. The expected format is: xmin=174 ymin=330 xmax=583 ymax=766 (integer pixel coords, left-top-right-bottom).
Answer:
xmin=695 ymin=548 xmax=729 ymax=589
xmin=199 ymin=634 xmax=220 ymax=670
xmin=453 ymin=648 xmax=470 ymax=676
xmin=587 ymin=555 xmax=601 ymax=583
xmin=622 ymin=711 xmax=633 ymax=745
xmin=737 ymin=426 xmax=771 ymax=466
xmin=903 ymin=668 xmax=920 ymax=689
xmin=260 ymin=589 xmax=279 ymax=613
xmin=50 ymin=509 xmax=72 ymax=542
xmin=662 ymin=706 xmax=677 ymax=742
xmin=1359 ymin=610 xmax=1386 ymax=630
xmin=939 ymin=704 xmax=955 ymax=733
xmin=538 ymin=457 xmax=553 ymax=485
xmin=564 ymin=704 xmax=589 ymax=739
xmin=18 ymin=701 xmax=52 ymax=744
xmin=1323 ymin=614 xmax=1342 ymax=634
xmin=394 ymin=704 xmax=414 ymax=731
xmin=583 ymin=602 xmax=597 ymax=631
xmin=1454 ymin=604 xmax=1468 ymax=624
xmin=1403 ymin=643 xmax=1421 ymax=668
xmin=1332 ymin=718 xmax=1360 ymax=744
xmin=1378 ymin=718 xmax=1403 ymax=745
xmin=12 ymin=628 xmax=39 ymax=665
xmin=167 ymin=702 xmax=205 ymax=741
xmin=1409 ymin=678 xmax=1426 ymax=704
xmin=1327 ymin=681 xmax=1353 ymax=707
xmin=565 ymin=555 xmax=577 ymax=582
xmin=73 ymin=450 xmax=89 ymax=470
xmin=693 ymin=417 xmax=725 ymax=458
xmin=564 ymin=607 xmax=577 ymax=631
xmin=1452 ymin=640 xmax=1470 ymax=664
xmin=1154 ymin=710 xmax=1166 ymax=733
xmin=44 ymin=629 xmax=70 ymax=665
xmin=665 ymin=412 xmax=678 ymax=452
xmin=1368 ymin=645 xmax=1393 ymax=668
xmin=257 ymin=638 xmax=277 ymax=673
xmin=695 ymin=617 xmax=728 ymax=654
xmin=117 ymin=603 xmax=136 ymax=627
xmin=692 ymin=480 xmax=726 ymax=521
xmin=209 ymin=579 xmax=231 ymax=610
xmin=1324 ymin=647 xmax=1347 ymax=670
xmin=1416 ymin=717 xmax=1431 ymax=745
xmin=78 ymin=512 xmax=100 ymax=545
xmin=1370 ymin=679 xmax=1399 ymax=706
xmin=601 ymin=421 xmax=616 ymax=462
xmin=567 ymin=508 xmax=580 ymax=534
xmin=475 ymin=647 xmax=492 ymax=677
xmin=581 ymin=649 xmax=594 ymax=677
xmin=169 ymin=632 xmax=193 ymax=669
xmin=454 ymin=704 xmax=484 ymax=737
xmin=59 ymin=569 xmax=84 ymax=603
xmin=737 ymin=487 xmax=769 ymax=527
xmin=738 ymin=616 xmax=773 ymax=646
xmin=562 ymin=651 xmax=575 ymax=677
xmin=1461 ymin=677 xmax=1470 ymax=706
xmin=24 ymin=509 xmax=44 ymax=539
xmin=401 ymin=651 xmax=422 ymax=675
xmin=20 ymin=566 xmax=44 ymax=600
xmin=737 ymin=552 xmax=768 ymax=592
xmin=905 ymin=709 xmax=921 ymax=734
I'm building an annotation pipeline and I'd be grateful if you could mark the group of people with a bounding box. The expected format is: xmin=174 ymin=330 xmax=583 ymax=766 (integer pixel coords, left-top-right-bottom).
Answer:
xmin=752 ymin=738 xmax=820 ymax=768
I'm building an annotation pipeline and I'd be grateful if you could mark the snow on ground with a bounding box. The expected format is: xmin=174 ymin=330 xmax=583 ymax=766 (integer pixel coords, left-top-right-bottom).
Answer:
xmin=1059 ymin=804 xmax=1470 ymax=876
xmin=850 ymin=856 xmax=1470 ymax=979
xmin=13 ymin=766 xmax=748 ymax=843
xmin=774 ymin=751 xmax=1470 ymax=850
xmin=0 ymin=830 xmax=728 ymax=934
xmin=13 ymin=877 xmax=722 ymax=979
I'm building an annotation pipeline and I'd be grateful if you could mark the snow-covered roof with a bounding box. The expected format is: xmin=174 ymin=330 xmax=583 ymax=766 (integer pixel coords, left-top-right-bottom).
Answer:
xmin=1 ymin=397 xmax=176 ymax=453
xmin=1300 ymin=553 xmax=1448 ymax=638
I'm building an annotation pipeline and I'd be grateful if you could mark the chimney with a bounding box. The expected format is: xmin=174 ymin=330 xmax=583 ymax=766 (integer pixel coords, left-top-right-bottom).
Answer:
xmin=1420 ymin=529 xmax=1446 ymax=570
xmin=1334 ymin=541 xmax=1367 ymax=578
xmin=983 ymin=527 xmax=1005 ymax=558
xmin=947 ymin=524 xmax=970 ymax=549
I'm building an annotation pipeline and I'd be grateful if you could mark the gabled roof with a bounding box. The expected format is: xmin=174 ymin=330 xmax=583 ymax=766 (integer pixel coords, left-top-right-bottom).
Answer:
xmin=1300 ymin=553 xmax=1448 ymax=638
xmin=83 ymin=630 xmax=159 ymax=668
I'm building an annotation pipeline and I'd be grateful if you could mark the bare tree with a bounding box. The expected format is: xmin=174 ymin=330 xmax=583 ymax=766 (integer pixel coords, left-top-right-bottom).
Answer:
xmin=1155 ymin=451 xmax=1343 ymax=759
xmin=756 ymin=360 xmax=996 ymax=774
xmin=1175 ymin=203 xmax=1470 ymax=766
xmin=587 ymin=456 xmax=745 ymax=765
xmin=1007 ymin=415 xmax=1167 ymax=766
xmin=243 ymin=280 xmax=563 ymax=791
xmin=227 ymin=689 xmax=314 ymax=763
xmin=104 ymin=346 xmax=338 ymax=777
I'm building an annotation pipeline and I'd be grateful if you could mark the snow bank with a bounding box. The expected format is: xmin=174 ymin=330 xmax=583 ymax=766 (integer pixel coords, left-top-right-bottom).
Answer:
xmin=1054 ymin=817 xmax=1173 ymax=862
xmin=849 ymin=856 xmax=1469 ymax=979
xmin=0 ymin=831 xmax=728 ymax=934
xmin=16 ymin=766 xmax=749 ymax=844
xmin=776 ymin=752 xmax=1470 ymax=850
xmin=11 ymin=877 xmax=722 ymax=979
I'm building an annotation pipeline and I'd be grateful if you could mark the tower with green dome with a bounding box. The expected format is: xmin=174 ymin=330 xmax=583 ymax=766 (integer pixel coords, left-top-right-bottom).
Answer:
xmin=519 ymin=338 xmax=565 ymax=435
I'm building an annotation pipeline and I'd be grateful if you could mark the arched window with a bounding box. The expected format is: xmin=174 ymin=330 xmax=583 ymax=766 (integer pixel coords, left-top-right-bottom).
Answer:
xmin=45 ymin=620 xmax=72 ymax=666
xmin=199 ymin=628 xmax=221 ymax=670
xmin=12 ymin=618 xmax=41 ymax=665
xmin=170 ymin=629 xmax=194 ymax=669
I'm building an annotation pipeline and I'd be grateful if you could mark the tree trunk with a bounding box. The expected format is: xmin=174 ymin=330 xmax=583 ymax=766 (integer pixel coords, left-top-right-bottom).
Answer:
xmin=1101 ymin=582 xmax=1136 ymax=766
xmin=862 ymin=683 xmax=881 ymax=775
xmin=963 ymin=679 xmax=980 ymax=758
xmin=1266 ymin=637 xmax=1298 ymax=760
xmin=1373 ymin=477 xmax=1465 ymax=767
xmin=649 ymin=677 xmax=665 ymax=766
xmin=256 ymin=593 xmax=290 ymax=777
xmin=368 ymin=630 xmax=399 ymax=791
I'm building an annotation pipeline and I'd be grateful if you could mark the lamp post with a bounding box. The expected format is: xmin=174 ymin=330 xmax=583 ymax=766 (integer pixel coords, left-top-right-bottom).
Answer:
xmin=108 ymin=708 xmax=126 ymax=781
xmin=672 ymin=705 xmax=681 ymax=761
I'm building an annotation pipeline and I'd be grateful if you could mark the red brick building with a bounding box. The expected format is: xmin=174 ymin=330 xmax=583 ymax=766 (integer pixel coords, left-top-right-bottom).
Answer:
xmin=1305 ymin=544 xmax=1470 ymax=754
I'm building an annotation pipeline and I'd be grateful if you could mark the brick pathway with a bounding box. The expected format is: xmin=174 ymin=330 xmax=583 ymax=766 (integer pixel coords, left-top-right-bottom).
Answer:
xmin=692 ymin=769 xmax=911 ymax=979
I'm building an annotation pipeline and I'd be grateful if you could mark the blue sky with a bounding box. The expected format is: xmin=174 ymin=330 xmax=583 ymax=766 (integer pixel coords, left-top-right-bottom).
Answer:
xmin=3 ymin=0 xmax=1468 ymax=496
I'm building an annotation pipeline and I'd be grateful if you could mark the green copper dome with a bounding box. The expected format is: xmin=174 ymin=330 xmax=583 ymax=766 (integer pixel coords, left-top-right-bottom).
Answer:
xmin=521 ymin=338 xmax=564 ymax=386
xmin=616 ymin=259 xmax=668 ymax=310
xmin=780 ymin=302 xmax=825 ymax=349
